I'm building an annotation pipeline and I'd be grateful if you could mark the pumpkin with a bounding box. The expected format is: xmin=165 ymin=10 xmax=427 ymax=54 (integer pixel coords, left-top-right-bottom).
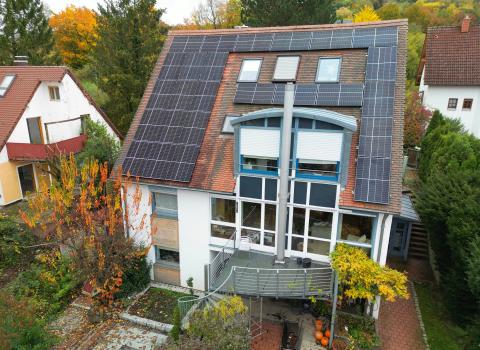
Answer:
xmin=315 ymin=330 xmax=324 ymax=341
xmin=325 ymin=329 xmax=331 ymax=338
xmin=321 ymin=337 xmax=329 ymax=347
xmin=315 ymin=319 xmax=323 ymax=330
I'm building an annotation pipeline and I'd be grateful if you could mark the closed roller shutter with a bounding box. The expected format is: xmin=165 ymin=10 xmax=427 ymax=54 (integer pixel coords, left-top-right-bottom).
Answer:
xmin=296 ymin=131 xmax=343 ymax=161
xmin=240 ymin=128 xmax=280 ymax=158
xmin=273 ymin=56 xmax=300 ymax=81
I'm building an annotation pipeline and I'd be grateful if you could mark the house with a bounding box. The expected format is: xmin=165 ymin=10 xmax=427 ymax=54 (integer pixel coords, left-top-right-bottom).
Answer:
xmin=417 ymin=16 xmax=480 ymax=137
xmin=118 ymin=19 xmax=407 ymax=320
xmin=0 ymin=62 xmax=121 ymax=206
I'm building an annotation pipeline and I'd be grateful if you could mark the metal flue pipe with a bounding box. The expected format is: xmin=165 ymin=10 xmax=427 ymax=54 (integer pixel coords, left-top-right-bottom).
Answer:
xmin=275 ymin=83 xmax=295 ymax=263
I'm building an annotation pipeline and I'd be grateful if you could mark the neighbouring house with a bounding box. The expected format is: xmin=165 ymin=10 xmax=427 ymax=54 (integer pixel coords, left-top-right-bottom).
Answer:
xmin=0 ymin=61 xmax=121 ymax=206
xmin=118 ymin=19 xmax=407 ymax=320
xmin=417 ymin=16 xmax=480 ymax=137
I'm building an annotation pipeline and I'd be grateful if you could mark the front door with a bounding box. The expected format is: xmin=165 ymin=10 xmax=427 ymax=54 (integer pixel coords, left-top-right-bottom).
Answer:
xmin=388 ymin=219 xmax=410 ymax=260
xmin=18 ymin=164 xmax=36 ymax=197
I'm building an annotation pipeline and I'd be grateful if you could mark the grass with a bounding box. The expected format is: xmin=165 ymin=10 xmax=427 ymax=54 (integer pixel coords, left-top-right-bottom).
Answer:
xmin=129 ymin=287 xmax=191 ymax=324
xmin=415 ymin=282 xmax=467 ymax=350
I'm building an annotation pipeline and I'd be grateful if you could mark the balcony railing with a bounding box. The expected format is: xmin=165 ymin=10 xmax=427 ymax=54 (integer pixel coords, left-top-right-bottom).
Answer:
xmin=6 ymin=134 xmax=87 ymax=161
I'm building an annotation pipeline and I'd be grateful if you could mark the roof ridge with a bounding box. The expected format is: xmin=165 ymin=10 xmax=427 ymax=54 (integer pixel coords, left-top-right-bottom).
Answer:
xmin=169 ymin=18 xmax=408 ymax=36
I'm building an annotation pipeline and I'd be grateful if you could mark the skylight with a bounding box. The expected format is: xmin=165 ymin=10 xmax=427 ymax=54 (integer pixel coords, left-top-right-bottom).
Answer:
xmin=0 ymin=74 xmax=15 ymax=97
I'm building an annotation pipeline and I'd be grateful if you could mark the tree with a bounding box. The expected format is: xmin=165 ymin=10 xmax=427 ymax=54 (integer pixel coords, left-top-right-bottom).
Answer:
xmin=20 ymin=155 xmax=148 ymax=309
xmin=182 ymin=0 xmax=242 ymax=29
xmin=241 ymin=0 xmax=335 ymax=27
xmin=0 ymin=0 xmax=60 ymax=65
xmin=377 ymin=2 xmax=400 ymax=20
xmin=93 ymin=0 xmax=168 ymax=134
xmin=49 ymin=5 xmax=98 ymax=69
xmin=77 ymin=118 xmax=120 ymax=171
xmin=403 ymin=91 xmax=431 ymax=148
xmin=353 ymin=6 xmax=380 ymax=23
xmin=406 ymin=30 xmax=425 ymax=84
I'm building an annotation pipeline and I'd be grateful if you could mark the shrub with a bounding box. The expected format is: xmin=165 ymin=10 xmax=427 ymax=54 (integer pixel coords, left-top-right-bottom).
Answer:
xmin=0 ymin=214 xmax=34 ymax=269
xmin=170 ymin=306 xmax=181 ymax=341
xmin=116 ymin=254 xmax=151 ymax=299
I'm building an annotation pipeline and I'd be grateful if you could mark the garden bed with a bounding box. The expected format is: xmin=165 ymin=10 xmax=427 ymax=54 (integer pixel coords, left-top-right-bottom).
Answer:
xmin=128 ymin=287 xmax=191 ymax=324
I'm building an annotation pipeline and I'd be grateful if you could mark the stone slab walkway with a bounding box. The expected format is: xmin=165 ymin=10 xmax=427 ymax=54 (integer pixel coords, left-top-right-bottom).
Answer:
xmin=377 ymin=258 xmax=432 ymax=350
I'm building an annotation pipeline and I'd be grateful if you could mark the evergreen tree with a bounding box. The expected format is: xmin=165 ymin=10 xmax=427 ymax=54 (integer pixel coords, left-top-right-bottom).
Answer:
xmin=0 ymin=0 xmax=59 ymax=65
xmin=93 ymin=0 xmax=168 ymax=134
xmin=241 ymin=0 xmax=335 ymax=27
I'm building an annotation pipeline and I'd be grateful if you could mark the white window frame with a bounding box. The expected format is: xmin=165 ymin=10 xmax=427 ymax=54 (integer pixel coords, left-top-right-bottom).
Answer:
xmin=152 ymin=188 xmax=178 ymax=218
xmin=48 ymin=86 xmax=60 ymax=101
xmin=238 ymin=58 xmax=262 ymax=82
xmin=315 ymin=57 xmax=342 ymax=83
xmin=0 ymin=74 xmax=15 ymax=97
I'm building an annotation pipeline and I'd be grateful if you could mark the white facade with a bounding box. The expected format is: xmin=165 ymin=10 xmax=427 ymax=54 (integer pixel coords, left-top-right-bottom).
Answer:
xmin=419 ymin=70 xmax=480 ymax=137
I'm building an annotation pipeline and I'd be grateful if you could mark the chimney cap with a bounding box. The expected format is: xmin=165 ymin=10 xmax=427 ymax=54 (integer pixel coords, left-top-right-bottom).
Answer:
xmin=13 ymin=56 xmax=28 ymax=65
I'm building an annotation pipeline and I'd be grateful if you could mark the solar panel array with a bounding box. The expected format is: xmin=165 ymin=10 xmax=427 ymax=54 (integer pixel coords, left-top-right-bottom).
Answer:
xmin=122 ymin=25 xmax=399 ymax=205
xmin=234 ymin=83 xmax=364 ymax=107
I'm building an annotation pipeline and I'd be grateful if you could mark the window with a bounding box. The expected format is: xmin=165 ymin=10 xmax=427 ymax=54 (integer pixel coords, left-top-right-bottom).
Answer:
xmin=48 ymin=86 xmax=60 ymax=101
xmin=447 ymin=98 xmax=458 ymax=110
xmin=273 ymin=56 xmax=300 ymax=81
xmin=153 ymin=191 xmax=178 ymax=217
xmin=241 ymin=156 xmax=278 ymax=173
xmin=316 ymin=58 xmax=341 ymax=82
xmin=211 ymin=197 xmax=235 ymax=223
xmin=308 ymin=211 xmax=332 ymax=240
xmin=211 ymin=224 xmax=235 ymax=239
xmin=222 ymin=115 xmax=239 ymax=133
xmin=26 ymin=117 xmax=43 ymax=144
xmin=462 ymin=98 xmax=473 ymax=110
xmin=238 ymin=59 xmax=262 ymax=82
xmin=155 ymin=247 xmax=180 ymax=266
xmin=242 ymin=201 xmax=261 ymax=228
xmin=0 ymin=74 xmax=15 ymax=97
xmin=338 ymin=214 xmax=373 ymax=245
xmin=297 ymin=160 xmax=339 ymax=180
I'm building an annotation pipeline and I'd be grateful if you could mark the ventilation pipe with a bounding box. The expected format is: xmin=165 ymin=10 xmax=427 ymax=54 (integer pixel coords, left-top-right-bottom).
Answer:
xmin=275 ymin=82 xmax=295 ymax=263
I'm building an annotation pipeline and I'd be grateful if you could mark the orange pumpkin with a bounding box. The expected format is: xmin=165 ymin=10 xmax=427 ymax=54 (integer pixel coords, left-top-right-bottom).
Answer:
xmin=325 ymin=329 xmax=331 ymax=338
xmin=315 ymin=330 xmax=324 ymax=341
xmin=315 ymin=319 xmax=323 ymax=330
xmin=321 ymin=337 xmax=329 ymax=347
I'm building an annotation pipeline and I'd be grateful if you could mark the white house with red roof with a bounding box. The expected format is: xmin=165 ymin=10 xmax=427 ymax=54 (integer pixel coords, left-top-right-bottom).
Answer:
xmin=0 ymin=62 xmax=121 ymax=206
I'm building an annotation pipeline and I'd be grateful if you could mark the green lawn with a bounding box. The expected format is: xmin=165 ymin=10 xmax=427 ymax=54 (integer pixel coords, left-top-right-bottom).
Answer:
xmin=415 ymin=282 xmax=467 ymax=350
xmin=129 ymin=287 xmax=191 ymax=324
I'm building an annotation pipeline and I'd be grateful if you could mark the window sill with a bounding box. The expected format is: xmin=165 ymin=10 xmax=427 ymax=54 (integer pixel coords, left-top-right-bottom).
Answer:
xmin=152 ymin=211 xmax=178 ymax=220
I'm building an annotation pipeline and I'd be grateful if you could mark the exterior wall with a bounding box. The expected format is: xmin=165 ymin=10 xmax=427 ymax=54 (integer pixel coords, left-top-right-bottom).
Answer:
xmin=420 ymin=70 xmax=480 ymax=137
xmin=0 ymin=73 xmax=119 ymax=206
xmin=177 ymin=189 xmax=211 ymax=290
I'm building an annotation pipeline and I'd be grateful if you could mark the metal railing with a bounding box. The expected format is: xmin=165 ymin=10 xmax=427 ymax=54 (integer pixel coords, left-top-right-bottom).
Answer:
xmin=208 ymin=231 xmax=236 ymax=288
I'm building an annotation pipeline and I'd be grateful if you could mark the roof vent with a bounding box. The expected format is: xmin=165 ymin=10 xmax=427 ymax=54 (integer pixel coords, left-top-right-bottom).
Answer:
xmin=13 ymin=56 xmax=28 ymax=65
xmin=461 ymin=16 xmax=471 ymax=33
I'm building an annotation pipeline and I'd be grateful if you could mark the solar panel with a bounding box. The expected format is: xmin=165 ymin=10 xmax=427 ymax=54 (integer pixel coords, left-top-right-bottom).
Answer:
xmin=123 ymin=25 xmax=400 ymax=205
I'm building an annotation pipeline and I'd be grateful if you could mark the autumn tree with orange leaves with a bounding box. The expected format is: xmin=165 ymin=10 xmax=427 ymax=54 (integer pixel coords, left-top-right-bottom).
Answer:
xmin=49 ymin=6 xmax=98 ymax=68
xmin=20 ymin=155 xmax=149 ymax=311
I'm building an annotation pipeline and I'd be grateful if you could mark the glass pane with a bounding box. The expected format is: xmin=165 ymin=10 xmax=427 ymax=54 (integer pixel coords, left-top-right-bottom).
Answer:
xmin=264 ymin=231 xmax=275 ymax=247
xmin=239 ymin=59 xmax=261 ymax=82
xmin=0 ymin=75 xmax=14 ymax=88
xmin=267 ymin=117 xmax=281 ymax=127
xmin=298 ymin=118 xmax=313 ymax=129
xmin=211 ymin=224 xmax=235 ymax=239
xmin=308 ymin=211 xmax=333 ymax=239
xmin=241 ymin=228 xmax=260 ymax=244
xmin=307 ymin=239 xmax=330 ymax=255
xmin=310 ymin=183 xmax=337 ymax=208
xmin=340 ymin=214 xmax=373 ymax=244
xmin=265 ymin=178 xmax=277 ymax=201
xmin=243 ymin=157 xmax=278 ymax=172
xmin=291 ymin=236 xmax=304 ymax=252
xmin=242 ymin=201 xmax=261 ymax=228
xmin=211 ymin=197 xmax=236 ymax=223
xmin=317 ymin=58 xmax=340 ymax=82
xmin=264 ymin=204 xmax=276 ymax=231
xmin=298 ymin=160 xmax=337 ymax=177
xmin=155 ymin=192 xmax=177 ymax=211
xmin=239 ymin=176 xmax=262 ymax=199
xmin=293 ymin=182 xmax=307 ymax=204
xmin=156 ymin=248 xmax=179 ymax=264
xmin=292 ymin=208 xmax=305 ymax=236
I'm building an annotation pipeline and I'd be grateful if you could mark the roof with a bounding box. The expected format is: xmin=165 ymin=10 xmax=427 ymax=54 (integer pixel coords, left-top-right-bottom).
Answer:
xmin=419 ymin=24 xmax=480 ymax=86
xmin=397 ymin=193 xmax=419 ymax=221
xmin=117 ymin=19 xmax=407 ymax=212
xmin=0 ymin=66 xmax=122 ymax=150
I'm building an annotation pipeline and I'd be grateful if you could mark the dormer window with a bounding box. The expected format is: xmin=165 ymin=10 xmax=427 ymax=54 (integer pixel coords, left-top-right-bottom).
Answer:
xmin=316 ymin=57 xmax=341 ymax=83
xmin=273 ymin=56 xmax=300 ymax=82
xmin=48 ymin=86 xmax=60 ymax=101
xmin=238 ymin=59 xmax=262 ymax=82
xmin=0 ymin=74 xmax=15 ymax=97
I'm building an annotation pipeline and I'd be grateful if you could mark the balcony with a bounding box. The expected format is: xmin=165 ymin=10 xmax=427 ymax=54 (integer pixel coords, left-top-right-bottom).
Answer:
xmin=6 ymin=134 xmax=87 ymax=161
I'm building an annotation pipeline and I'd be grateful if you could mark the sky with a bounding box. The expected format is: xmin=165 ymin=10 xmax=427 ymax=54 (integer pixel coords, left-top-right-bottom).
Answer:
xmin=43 ymin=0 xmax=203 ymax=25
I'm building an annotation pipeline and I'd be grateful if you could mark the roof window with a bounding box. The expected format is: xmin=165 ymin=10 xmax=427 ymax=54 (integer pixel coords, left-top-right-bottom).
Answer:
xmin=238 ymin=59 xmax=262 ymax=82
xmin=316 ymin=57 xmax=341 ymax=83
xmin=0 ymin=74 xmax=15 ymax=97
xmin=273 ymin=56 xmax=300 ymax=82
